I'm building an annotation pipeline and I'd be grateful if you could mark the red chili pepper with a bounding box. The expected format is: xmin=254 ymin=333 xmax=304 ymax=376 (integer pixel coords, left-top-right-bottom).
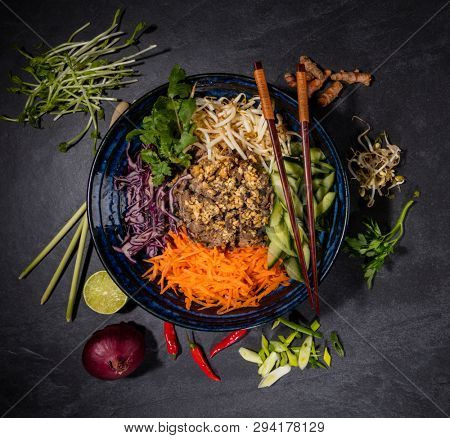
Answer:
xmin=187 ymin=333 xmax=221 ymax=381
xmin=164 ymin=322 xmax=179 ymax=360
xmin=210 ymin=329 xmax=249 ymax=358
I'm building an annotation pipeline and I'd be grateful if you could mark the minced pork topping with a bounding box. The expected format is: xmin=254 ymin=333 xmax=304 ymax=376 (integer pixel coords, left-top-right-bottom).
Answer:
xmin=174 ymin=154 xmax=273 ymax=248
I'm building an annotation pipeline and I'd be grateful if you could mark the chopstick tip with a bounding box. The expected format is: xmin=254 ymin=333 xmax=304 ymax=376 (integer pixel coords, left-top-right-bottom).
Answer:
xmin=297 ymin=63 xmax=306 ymax=73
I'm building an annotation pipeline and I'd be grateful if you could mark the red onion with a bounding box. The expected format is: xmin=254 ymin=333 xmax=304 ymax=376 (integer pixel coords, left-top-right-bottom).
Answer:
xmin=82 ymin=322 xmax=145 ymax=380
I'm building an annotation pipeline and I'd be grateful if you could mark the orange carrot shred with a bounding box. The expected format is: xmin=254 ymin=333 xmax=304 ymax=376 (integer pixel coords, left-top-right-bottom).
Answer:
xmin=143 ymin=229 xmax=289 ymax=314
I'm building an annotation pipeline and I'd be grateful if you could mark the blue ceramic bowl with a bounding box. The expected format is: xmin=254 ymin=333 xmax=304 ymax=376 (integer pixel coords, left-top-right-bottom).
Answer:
xmin=87 ymin=74 xmax=349 ymax=331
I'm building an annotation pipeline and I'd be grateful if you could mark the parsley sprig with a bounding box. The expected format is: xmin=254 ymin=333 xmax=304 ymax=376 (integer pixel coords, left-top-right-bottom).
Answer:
xmin=1 ymin=9 xmax=155 ymax=152
xmin=127 ymin=65 xmax=197 ymax=186
xmin=345 ymin=192 xmax=419 ymax=288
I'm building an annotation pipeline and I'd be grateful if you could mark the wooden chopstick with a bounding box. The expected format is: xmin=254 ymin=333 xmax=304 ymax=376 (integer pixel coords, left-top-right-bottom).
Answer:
xmin=296 ymin=63 xmax=320 ymax=315
xmin=253 ymin=61 xmax=315 ymax=309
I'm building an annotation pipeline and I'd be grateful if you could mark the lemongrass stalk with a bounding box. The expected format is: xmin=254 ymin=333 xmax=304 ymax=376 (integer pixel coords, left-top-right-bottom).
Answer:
xmin=66 ymin=214 xmax=89 ymax=321
xmin=40 ymin=220 xmax=84 ymax=305
xmin=19 ymin=203 xmax=87 ymax=279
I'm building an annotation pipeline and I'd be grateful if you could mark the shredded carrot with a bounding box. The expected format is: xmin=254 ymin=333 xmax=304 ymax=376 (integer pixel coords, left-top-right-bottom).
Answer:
xmin=143 ymin=229 xmax=289 ymax=314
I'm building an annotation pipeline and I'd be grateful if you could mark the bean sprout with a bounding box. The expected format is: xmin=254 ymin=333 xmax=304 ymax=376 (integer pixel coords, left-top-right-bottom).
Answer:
xmin=191 ymin=94 xmax=298 ymax=171
xmin=348 ymin=116 xmax=405 ymax=207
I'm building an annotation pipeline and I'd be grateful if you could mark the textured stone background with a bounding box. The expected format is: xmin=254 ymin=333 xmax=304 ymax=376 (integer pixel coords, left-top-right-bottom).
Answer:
xmin=0 ymin=0 xmax=449 ymax=418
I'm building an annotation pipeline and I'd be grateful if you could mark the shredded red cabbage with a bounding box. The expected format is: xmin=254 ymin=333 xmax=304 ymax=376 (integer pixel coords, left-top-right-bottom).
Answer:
xmin=113 ymin=145 xmax=189 ymax=263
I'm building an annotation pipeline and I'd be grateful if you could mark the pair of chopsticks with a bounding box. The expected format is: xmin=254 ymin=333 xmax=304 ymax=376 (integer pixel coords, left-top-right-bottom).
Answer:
xmin=253 ymin=62 xmax=320 ymax=314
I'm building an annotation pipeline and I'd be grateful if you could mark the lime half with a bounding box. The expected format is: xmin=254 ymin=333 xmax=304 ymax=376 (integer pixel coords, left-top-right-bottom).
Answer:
xmin=83 ymin=271 xmax=128 ymax=314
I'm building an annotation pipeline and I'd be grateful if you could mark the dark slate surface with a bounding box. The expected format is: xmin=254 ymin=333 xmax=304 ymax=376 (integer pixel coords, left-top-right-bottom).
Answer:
xmin=0 ymin=0 xmax=449 ymax=418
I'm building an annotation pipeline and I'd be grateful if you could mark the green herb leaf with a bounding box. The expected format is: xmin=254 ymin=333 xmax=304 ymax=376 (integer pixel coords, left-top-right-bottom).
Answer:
xmin=129 ymin=65 xmax=197 ymax=185
xmin=168 ymin=64 xmax=191 ymax=99
xmin=2 ymin=9 xmax=156 ymax=151
xmin=345 ymin=194 xmax=417 ymax=288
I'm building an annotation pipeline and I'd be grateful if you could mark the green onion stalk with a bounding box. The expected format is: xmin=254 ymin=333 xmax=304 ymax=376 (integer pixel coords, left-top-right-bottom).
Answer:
xmin=66 ymin=214 xmax=89 ymax=322
xmin=19 ymin=203 xmax=87 ymax=279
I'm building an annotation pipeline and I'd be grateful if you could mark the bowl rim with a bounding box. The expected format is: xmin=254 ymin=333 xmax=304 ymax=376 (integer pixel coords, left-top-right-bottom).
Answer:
xmin=87 ymin=72 xmax=350 ymax=330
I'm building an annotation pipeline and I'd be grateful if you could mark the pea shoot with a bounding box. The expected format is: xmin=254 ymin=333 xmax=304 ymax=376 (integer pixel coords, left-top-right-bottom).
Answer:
xmin=1 ymin=9 xmax=156 ymax=152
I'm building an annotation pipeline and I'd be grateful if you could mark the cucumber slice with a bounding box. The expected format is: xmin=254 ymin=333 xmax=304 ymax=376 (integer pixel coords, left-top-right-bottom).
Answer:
xmin=267 ymin=241 xmax=283 ymax=268
xmin=315 ymin=186 xmax=328 ymax=203
xmin=272 ymin=173 xmax=303 ymax=218
xmin=285 ymin=217 xmax=308 ymax=243
xmin=266 ymin=226 xmax=295 ymax=257
xmin=283 ymin=246 xmax=310 ymax=282
xmin=283 ymin=158 xmax=304 ymax=179
xmin=319 ymin=161 xmax=335 ymax=172
xmin=316 ymin=192 xmax=336 ymax=217
xmin=273 ymin=222 xmax=293 ymax=252
xmin=288 ymin=175 xmax=301 ymax=193
xmin=321 ymin=172 xmax=335 ymax=192
xmin=311 ymin=165 xmax=330 ymax=176
xmin=310 ymin=148 xmax=326 ymax=163
xmin=312 ymin=178 xmax=323 ymax=190
xmin=269 ymin=198 xmax=283 ymax=227
xmin=284 ymin=257 xmax=303 ymax=282
xmin=273 ymin=172 xmax=301 ymax=195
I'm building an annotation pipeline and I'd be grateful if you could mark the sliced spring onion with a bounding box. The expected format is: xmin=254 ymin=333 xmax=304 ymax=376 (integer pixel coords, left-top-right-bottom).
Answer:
xmin=239 ymin=347 xmax=263 ymax=365
xmin=330 ymin=331 xmax=345 ymax=357
xmin=258 ymin=351 xmax=279 ymax=377
xmin=258 ymin=365 xmax=291 ymax=389
xmin=323 ymin=347 xmax=332 ymax=367
xmin=258 ymin=348 xmax=267 ymax=362
xmin=286 ymin=349 xmax=298 ymax=367
xmin=277 ymin=318 xmax=323 ymax=339
xmin=270 ymin=340 xmax=288 ymax=353
xmin=283 ymin=331 xmax=298 ymax=346
xmin=271 ymin=319 xmax=281 ymax=330
xmin=310 ymin=320 xmax=321 ymax=332
xmin=280 ymin=351 xmax=288 ymax=367
xmin=261 ymin=334 xmax=270 ymax=356
xmin=298 ymin=335 xmax=312 ymax=370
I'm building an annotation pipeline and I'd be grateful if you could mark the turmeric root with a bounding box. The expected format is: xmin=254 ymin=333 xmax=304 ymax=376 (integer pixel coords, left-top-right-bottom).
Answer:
xmin=300 ymin=55 xmax=323 ymax=80
xmin=317 ymin=81 xmax=343 ymax=107
xmin=284 ymin=72 xmax=297 ymax=88
xmin=308 ymin=69 xmax=331 ymax=97
xmin=331 ymin=69 xmax=372 ymax=86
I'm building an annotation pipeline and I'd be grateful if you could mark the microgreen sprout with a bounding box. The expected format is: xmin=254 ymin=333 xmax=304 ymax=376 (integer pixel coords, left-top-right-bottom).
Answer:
xmin=1 ymin=9 xmax=156 ymax=151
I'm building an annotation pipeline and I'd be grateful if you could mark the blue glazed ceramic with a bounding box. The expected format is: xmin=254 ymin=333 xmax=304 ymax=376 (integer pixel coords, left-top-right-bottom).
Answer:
xmin=87 ymin=74 xmax=349 ymax=331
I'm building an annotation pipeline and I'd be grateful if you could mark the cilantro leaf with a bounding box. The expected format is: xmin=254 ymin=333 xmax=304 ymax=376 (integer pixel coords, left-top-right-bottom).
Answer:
xmin=179 ymin=98 xmax=196 ymax=126
xmin=168 ymin=64 xmax=191 ymax=98
xmin=127 ymin=65 xmax=197 ymax=186
xmin=345 ymin=194 xmax=417 ymax=288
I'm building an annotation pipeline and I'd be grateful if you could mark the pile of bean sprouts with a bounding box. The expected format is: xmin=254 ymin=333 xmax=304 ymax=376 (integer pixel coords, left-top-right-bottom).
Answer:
xmin=191 ymin=94 xmax=299 ymax=172
xmin=348 ymin=117 xmax=404 ymax=207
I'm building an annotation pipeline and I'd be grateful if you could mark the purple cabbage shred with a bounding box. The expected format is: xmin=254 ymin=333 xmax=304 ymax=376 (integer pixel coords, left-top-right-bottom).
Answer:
xmin=113 ymin=144 xmax=189 ymax=263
